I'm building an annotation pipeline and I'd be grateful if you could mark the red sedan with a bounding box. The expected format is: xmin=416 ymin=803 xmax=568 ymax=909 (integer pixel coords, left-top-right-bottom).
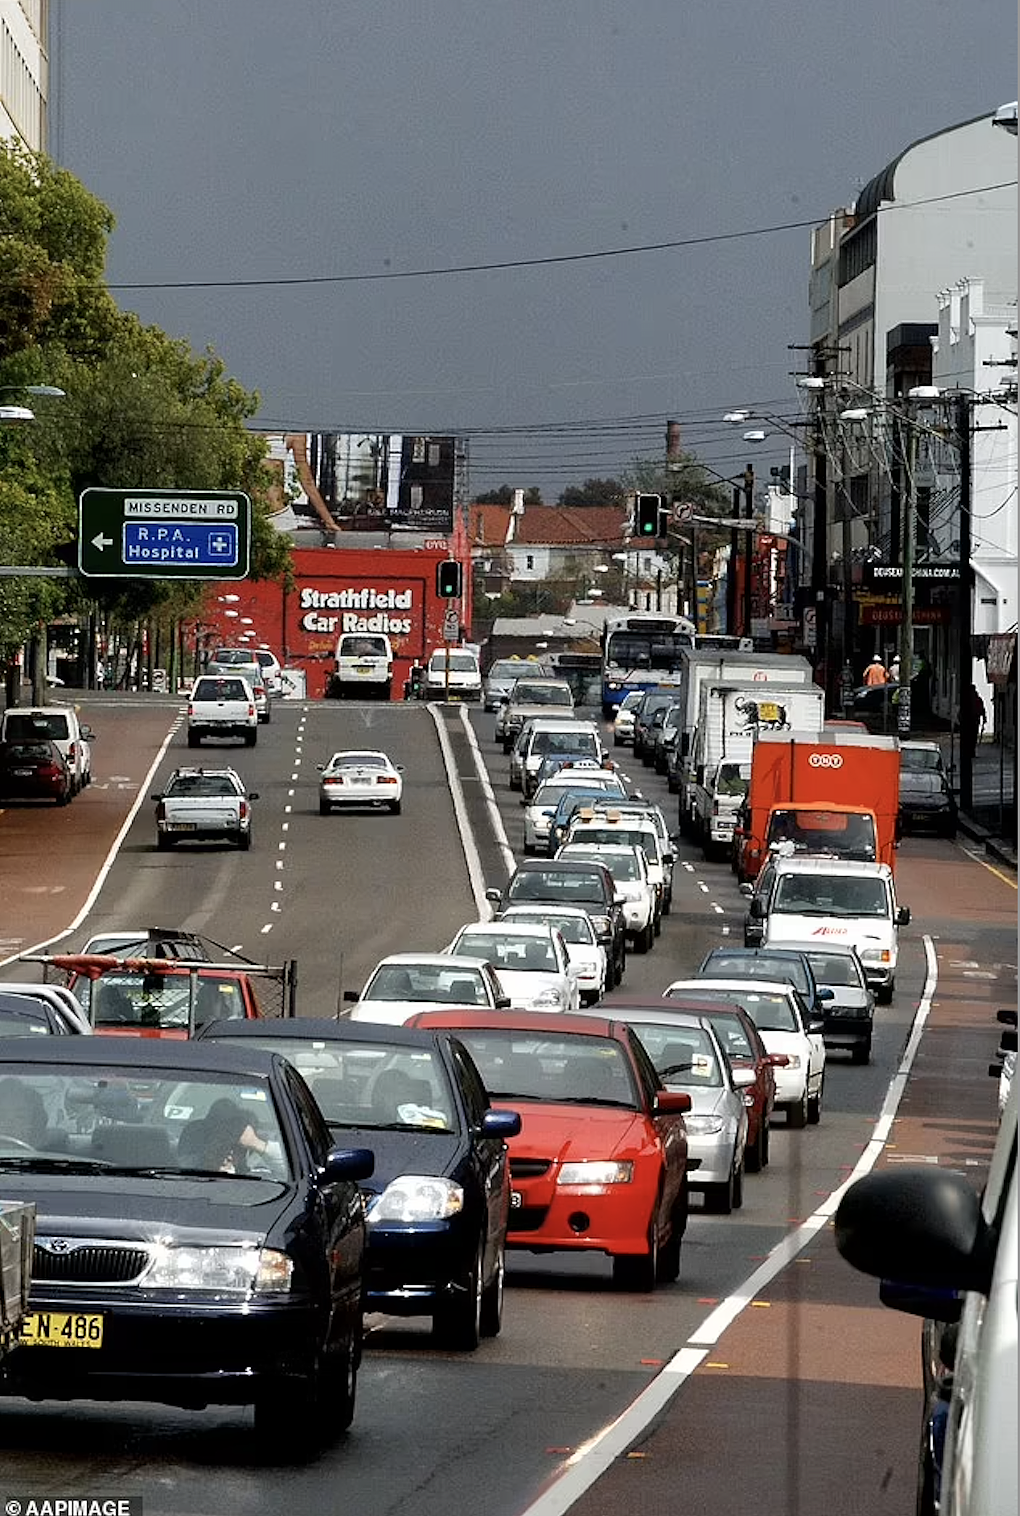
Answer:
xmin=660 ymin=991 xmax=787 ymax=1172
xmin=405 ymin=1008 xmax=691 ymax=1290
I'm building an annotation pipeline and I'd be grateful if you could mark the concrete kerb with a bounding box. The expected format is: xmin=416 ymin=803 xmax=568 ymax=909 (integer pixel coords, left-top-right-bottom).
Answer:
xmin=956 ymin=810 xmax=1017 ymax=871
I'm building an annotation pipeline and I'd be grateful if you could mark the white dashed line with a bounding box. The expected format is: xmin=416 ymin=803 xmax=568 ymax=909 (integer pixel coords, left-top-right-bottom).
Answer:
xmin=284 ymin=805 xmax=292 ymax=814
xmin=274 ymin=881 xmax=283 ymax=892
xmin=278 ymin=841 xmax=287 ymax=851
xmin=711 ymin=903 xmax=724 ymax=914
xmin=287 ymin=788 xmax=295 ymax=798
xmin=698 ymin=881 xmax=709 ymax=893
xmin=275 ymin=860 xmax=284 ymax=870
xmin=270 ymin=902 xmax=281 ymax=913
xmin=281 ymin=822 xmax=289 ymax=832
xmin=260 ymin=923 xmax=273 ymax=935
xmin=682 ymin=861 xmax=695 ymax=873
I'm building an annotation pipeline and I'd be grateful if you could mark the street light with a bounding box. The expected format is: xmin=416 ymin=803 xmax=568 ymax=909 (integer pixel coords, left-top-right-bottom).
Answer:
xmin=0 ymin=406 xmax=35 ymax=422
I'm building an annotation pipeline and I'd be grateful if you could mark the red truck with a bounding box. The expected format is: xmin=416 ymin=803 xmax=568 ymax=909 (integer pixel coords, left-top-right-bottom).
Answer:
xmin=733 ymin=731 xmax=900 ymax=883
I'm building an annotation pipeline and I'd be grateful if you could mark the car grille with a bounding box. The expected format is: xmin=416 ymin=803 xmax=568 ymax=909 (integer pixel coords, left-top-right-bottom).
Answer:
xmin=510 ymin=1158 xmax=552 ymax=1179
xmin=33 ymin=1240 xmax=150 ymax=1285
xmin=507 ymin=1207 xmax=548 ymax=1233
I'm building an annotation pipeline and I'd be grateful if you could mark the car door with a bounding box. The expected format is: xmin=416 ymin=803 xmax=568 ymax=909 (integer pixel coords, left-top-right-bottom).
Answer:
xmin=793 ymin=990 xmax=826 ymax=1094
xmin=551 ymin=929 xmax=580 ymax=1010
xmin=627 ymin=1031 xmax=685 ymax=1225
xmin=448 ymin=1040 xmax=510 ymax=1279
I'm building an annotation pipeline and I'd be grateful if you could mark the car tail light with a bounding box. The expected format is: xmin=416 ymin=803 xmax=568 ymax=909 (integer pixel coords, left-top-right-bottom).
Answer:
xmin=67 ymin=741 xmax=77 ymax=762
xmin=188 ymin=704 xmax=194 ymax=716
xmin=255 ymin=687 xmax=265 ymax=698
xmin=712 ymin=800 xmax=720 ymax=816
xmin=41 ymin=762 xmax=62 ymax=778
xmin=376 ymin=774 xmax=397 ymax=785
xmin=155 ymin=801 xmax=166 ymax=821
xmin=239 ymin=801 xmax=248 ymax=820
xmin=247 ymin=704 xmax=256 ymax=717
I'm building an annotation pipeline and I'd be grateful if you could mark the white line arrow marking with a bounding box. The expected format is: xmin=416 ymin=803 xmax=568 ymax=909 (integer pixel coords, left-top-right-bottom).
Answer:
xmin=91 ymin=532 xmax=113 ymax=551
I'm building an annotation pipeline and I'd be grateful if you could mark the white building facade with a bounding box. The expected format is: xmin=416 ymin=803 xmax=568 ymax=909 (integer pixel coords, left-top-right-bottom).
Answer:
xmin=0 ymin=1 xmax=47 ymax=150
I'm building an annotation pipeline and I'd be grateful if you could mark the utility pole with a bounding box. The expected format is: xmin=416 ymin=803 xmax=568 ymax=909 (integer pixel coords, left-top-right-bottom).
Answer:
xmin=727 ymin=485 xmax=741 ymax=634
xmin=743 ymin=463 xmax=755 ymax=640
xmin=956 ymin=393 xmax=974 ymax=811
xmin=810 ymin=357 xmax=830 ymax=697
xmin=897 ymin=416 xmax=918 ymax=736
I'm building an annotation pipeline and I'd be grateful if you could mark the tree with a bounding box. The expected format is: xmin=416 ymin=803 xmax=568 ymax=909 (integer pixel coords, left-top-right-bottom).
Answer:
xmin=475 ymin=485 xmax=543 ymax=505
xmin=557 ymin=478 xmax=626 ymax=509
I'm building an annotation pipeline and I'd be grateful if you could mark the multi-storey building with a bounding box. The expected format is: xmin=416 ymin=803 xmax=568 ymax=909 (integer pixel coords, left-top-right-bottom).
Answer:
xmin=0 ymin=0 xmax=47 ymax=150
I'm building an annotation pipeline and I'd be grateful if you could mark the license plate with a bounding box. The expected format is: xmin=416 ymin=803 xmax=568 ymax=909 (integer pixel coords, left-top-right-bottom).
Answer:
xmin=355 ymin=665 xmax=373 ymax=674
xmin=13 ymin=767 xmax=33 ymax=776
xmin=19 ymin=1312 xmax=104 ymax=1349
xmin=168 ymin=822 xmax=197 ymax=831
xmin=510 ymin=1190 xmax=523 ymax=1208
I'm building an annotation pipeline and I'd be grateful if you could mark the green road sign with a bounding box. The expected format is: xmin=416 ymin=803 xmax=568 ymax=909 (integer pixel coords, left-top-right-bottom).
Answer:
xmin=78 ymin=489 xmax=252 ymax=580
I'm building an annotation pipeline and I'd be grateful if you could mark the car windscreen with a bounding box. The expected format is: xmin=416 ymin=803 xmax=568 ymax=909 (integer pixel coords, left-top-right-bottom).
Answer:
xmin=804 ymin=953 xmax=865 ymax=988
xmin=430 ymin=652 xmax=478 ymax=672
xmin=506 ymin=869 xmax=606 ymax=906
xmin=329 ymin=752 xmax=387 ymax=769
xmin=450 ymin=1030 xmax=638 ymax=1108
xmin=364 ymin=964 xmax=489 ymax=1006
xmin=453 ymin=933 xmax=557 ymax=971
xmin=339 ymin=636 xmax=389 ymax=658
xmin=193 ymin=678 xmax=247 ymax=701
xmin=488 ymin=661 xmax=526 ymax=681
xmin=206 ymin=1037 xmax=456 ymax=1132
xmin=503 ymin=911 xmax=594 ymax=945
xmin=772 ymin=874 xmax=890 ymax=918
xmin=1 ymin=741 xmax=59 ymax=761
xmin=717 ymin=763 xmax=750 ymax=794
xmin=531 ymin=730 xmax=598 ymax=756
xmin=702 ymin=954 xmax=809 ymax=995
xmin=3 ymin=713 xmax=71 ymax=741
xmin=575 ymin=827 xmax=660 ymax=863
xmin=899 ymin=773 xmax=947 ymax=795
xmin=670 ymin=985 xmax=797 ymax=1032
xmin=900 ymin=747 xmax=942 ymax=772
xmin=0 ymin=1069 xmax=289 ymax=1180
xmin=766 ymin=809 xmax=876 ymax=859
xmin=84 ymin=972 xmax=247 ymax=1029
xmin=513 ymin=684 xmax=572 ymax=705
xmin=562 ymin=847 xmax=642 ymax=881
xmin=0 ymin=1011 xmax=51 ymax=1037
xmin=631 ymin=1025 xmax=723 ymax=1087
xmin=209 ymin=649 xmax=253 ymax=665
xmin=165 ymin=775 xmax=239 ymax=798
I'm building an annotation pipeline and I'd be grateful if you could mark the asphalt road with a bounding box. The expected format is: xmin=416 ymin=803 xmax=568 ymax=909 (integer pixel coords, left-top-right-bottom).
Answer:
xmin=0 ymin=698 xmax=1012 ymax=1516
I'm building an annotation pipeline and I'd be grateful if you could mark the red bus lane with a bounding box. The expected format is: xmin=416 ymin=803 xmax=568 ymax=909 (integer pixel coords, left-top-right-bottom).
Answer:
xmin=532 ymin=841 xmax=1015 ymax=1516
xmin=0 ymin=701 xmax=180 ymax=960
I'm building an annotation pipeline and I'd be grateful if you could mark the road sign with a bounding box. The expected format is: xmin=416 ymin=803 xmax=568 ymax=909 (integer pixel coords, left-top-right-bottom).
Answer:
xmin=442 ymin=608 xmax=459 ymax=641
xmin=78 ymin=489 xmax=251 ymax=580
xmin=672 ymin=501 xmax=694 ymax=523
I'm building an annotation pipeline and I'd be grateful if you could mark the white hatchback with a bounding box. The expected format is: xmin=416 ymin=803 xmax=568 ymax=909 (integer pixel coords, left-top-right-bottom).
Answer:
xmin=344 ymin=953 xmax=510 ymax=1026
xmin=557 ymin=841 xmax=658 ymax=954
xmin=496 ymin=905 xmax=607 ymax=1005
xmin=443 ymin=920 xmax=581 ymax=1012
xmin=663 ymin=976 xmax=827 ymax=1129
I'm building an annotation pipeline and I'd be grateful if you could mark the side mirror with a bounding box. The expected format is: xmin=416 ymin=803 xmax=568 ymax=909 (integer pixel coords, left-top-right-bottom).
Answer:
xmin=485 ymin=888 xmax=503 ymax=904
xmin=654 ymin=1089 xmax=691 ymax=1115
xmin=738 ymin=882 xmax=753 ymax=897
xmin=342 ymin=989 xmax=360 ymax=1004
xmin=748 ymin=898 xmax=765 ymax=920
xmin=613 ymin=894 xmax=626 ymax=907
xmin=999 ymin=1028 xmax=1018 ymax=1053
xmin=731 ymin=1066 xmax=756 ymax=1090
xmin=316 ymin=763 xmax=326 ymax=772
xmin=481 ymin=1108 xmax=522 ymax=1138
xmin=816 ymin=987 xmax=835 ymax=1002
xmin=996 ymin=1008 xmax=1018 ymax=1027
xmin=896 ymin=905 xmax=911 ymax=926
xmin=494 ymin=995 xmax=512 ymax=1009
xmin=150 ymin=793 xmax=162 ymax=802
xmin=248 ymin=792 xmax=260 ymax=801
xmin=834 ymin=1169 xmax=991 ymax=1293
xmin=808 ymin=1019 xmax=826 ymax=1035
xmin=81 ymin=726 xmax=96 ymax=741
xmin=520 ymin=797 xmax=528 ymax=806
xmin=767 ymin=1052 xmax=790 ymax=1068
xmin=321 ymin=1146 xmax=375 ymax=1184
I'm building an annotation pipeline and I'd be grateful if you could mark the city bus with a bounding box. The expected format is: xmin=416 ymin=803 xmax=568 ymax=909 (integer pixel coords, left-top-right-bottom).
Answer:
xmin=600 ymin=612 xmax=697 ymax=716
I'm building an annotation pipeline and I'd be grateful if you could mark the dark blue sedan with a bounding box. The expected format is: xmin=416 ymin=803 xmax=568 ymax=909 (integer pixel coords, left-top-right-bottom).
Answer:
xmin=197 ymin=1018 xmax=521 ymax=1350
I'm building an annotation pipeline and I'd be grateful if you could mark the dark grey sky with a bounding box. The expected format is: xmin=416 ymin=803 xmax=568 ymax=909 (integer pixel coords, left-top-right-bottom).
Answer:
xmin=51 ymin=0 xmax=1016 ymax=499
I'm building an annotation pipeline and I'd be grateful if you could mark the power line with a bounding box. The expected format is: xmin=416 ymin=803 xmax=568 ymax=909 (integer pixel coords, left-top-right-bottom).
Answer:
xmin=101 ymin=180 xmax=1017 ymax=293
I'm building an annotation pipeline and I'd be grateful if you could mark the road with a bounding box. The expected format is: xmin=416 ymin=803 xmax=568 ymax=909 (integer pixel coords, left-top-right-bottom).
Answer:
xmin=0 ymin=696 xmax=1013 ymax=1516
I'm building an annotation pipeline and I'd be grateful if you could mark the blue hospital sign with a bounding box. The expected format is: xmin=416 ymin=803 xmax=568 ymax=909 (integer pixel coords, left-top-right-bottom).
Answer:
xmin=123 ymin=521 xmax=239 ymax=567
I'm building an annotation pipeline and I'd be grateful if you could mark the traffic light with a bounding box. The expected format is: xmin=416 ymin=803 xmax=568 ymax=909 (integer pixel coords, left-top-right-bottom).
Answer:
xmin=635 ymin=493 xmax=663 ymax=537
xmin=436 ymin=559 xmax=463 ymax=598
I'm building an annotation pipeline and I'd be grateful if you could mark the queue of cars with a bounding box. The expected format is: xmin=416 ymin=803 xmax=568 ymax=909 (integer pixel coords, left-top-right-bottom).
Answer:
xmin=0 ymin=704 xmax=95 ymax=803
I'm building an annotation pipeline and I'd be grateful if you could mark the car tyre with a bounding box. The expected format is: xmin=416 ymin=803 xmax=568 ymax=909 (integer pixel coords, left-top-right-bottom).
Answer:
xmin=702 ymin=1167 xmax=736 ymax=1215
xmin=745 ymin=1117 xmax=767 ymax=1173
xmin=656 ymin=1186 xmax=687 ymax=1284
xmin=187 ymin=730 xmax=201 ymax=748
xmin=433 ymin=1242 xmax=483 ymax=1351
xmin=319 ymin=799 xmax=331 ymax=816
xmin=244 ymin=731 xmax=257 ymax=747
xmin=850 ymin=1038 xmax=872 ymax=1065
xmin=389 ymin=799 xmax=402 ymax=815
xmin=237 ymin=830 xmax=252 ymax=851
xmin=787 ymin=1090 xmax=809 ymax=1129
xmin=731 ymin=1158 xmax=744 ymax=1209
xmin=156 ymin=832 xmax=173 ymax=851
xmin=613 ymin=1222 xmax=658 ymax=1292
xmin=876 ymin=982 xmax=894 ymax=1005
xmin=479 ymin=1240 xmax=505 ymax=1338
xmin=807 ymin=1079 xmax=823 ymax=1125
xmin=634 ymin=923 xmax=654 ymax=954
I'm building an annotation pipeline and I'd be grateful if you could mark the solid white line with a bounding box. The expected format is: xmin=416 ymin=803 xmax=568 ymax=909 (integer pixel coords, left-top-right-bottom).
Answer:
xmin=517 ymin=934 xmax=940 ymax=1516
xmin=458 ymin=706 xmax=516 ymax=879
xmin=0 ymin=715 xmax=183 ymax=966
xmin=427 ymin=703 xmax=489 ymax=917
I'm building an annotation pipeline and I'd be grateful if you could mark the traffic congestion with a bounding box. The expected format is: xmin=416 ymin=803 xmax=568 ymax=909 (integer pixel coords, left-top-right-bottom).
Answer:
xmin=0 ymin=649 xmax=1014 ymax=1516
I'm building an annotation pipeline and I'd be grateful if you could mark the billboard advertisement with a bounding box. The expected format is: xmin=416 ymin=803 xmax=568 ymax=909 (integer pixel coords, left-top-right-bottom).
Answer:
xmin=259 ymin=433 xmax=456 ymax=535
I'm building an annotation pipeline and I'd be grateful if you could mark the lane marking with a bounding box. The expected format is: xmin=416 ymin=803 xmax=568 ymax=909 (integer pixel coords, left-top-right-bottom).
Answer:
xmin=427 ymin=704 xmax=489 ymax=917
xmin=458 ymin=706 xmax=516 ymax=880
xmin=260 ymin=923 xmax=273 ymax=934
xmin=517 ymin=933 xmax=940 ymax=1516
xmin=0 ymin=715 xmax=184 ymax=966
xmin=958 ymin=843 xmax=1017 ymax=891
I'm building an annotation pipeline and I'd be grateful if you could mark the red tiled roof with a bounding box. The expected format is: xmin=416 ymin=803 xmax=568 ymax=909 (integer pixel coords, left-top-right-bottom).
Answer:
xmin=468 ymin=503 xmax=628 ymax=547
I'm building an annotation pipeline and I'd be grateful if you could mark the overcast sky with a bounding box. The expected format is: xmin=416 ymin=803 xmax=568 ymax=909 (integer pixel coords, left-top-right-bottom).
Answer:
xmin=50 ymin=0 xmax=1017 ymax=500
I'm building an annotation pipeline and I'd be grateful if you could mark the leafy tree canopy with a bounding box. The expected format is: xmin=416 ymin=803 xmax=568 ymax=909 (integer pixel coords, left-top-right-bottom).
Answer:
xmin=474 ymin=485 xmax=543 ymax=505
xmin=557 ymin=477 xmax=627 ymax=508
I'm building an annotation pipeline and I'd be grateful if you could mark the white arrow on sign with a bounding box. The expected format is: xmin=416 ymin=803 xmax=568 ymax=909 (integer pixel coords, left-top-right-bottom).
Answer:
xmin=91 ymin=532 xmax=113 ymax=551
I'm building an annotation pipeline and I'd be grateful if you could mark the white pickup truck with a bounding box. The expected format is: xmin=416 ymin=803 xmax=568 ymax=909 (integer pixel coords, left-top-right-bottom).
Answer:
xmin=153 ymin=766 xmax=257 ymax=851
xmin=187 ymin=674 xmax=258 ymax=747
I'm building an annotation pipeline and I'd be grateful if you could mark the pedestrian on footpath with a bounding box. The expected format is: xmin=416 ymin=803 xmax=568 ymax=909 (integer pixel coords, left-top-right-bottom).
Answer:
xmin=967 ymin=684 xmax=986 ymax=757
xmin=863 ymin=654 xmax=889 ymax=687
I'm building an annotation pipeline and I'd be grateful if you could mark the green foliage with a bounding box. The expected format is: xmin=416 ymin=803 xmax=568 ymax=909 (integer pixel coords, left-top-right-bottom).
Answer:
xmin=0 ymin=143 xmax=291 ymax=660
xmin=557 ymin=478 xmax=627 ymax=508
xmin=475 ymin=484 xmax=544 ymax=505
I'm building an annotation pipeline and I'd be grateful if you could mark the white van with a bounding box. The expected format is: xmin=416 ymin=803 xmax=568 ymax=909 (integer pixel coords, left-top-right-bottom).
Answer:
xmin=759 ymin=856 xmax=909 ymax=1003
xmin=425 ymin=647 xmax=482 ymax=702
xmin=0 ymin=705 xmax=93 ymax=795
xmin=330 ymin=633 xmax=394 ymax=700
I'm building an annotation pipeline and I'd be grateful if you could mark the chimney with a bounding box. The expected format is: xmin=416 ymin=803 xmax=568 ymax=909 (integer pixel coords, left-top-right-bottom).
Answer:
xmin=666 ymin=420 xmax=682 ymax=461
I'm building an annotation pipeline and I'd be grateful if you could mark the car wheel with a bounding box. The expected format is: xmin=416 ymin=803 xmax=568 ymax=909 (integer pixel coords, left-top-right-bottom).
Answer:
xmin=237 ymin=830 xmax=252 ymax=851
xmin=613 ymin=1221 xmax=658 ymax=1292
xmin=702 ymin=1167 xmax=735 ymax=1215
xmin=433 ymin=1241 xmax=483 ymax=1351
xmin=663 ymin=891 xmax=672 ymax=915
xmin=244 ymin=731 xmax=257 ymax=747
xmin=156 ymin=832 xmax=173 ymax=851
xmin=745 ymin=1117 xmax=765 ymax=1173
xmin=479 ymin=1239 xmax=505 ymax=1338
xmin=787 ymin=1089 xmax=809 ymax=1129
xmin=634 ymin=923 xmax=653 ymax=954
xmin=55 ymin=789 xmax=71 ymax=807
xmin=731 ymin=1158 xmax=744 ymax=1209
xmin=667 ymin=773 xmax=679 ymax=793
xmin=653 ymin=912 xmax=662 ymax=938
xmin=187 ymin=730 xmax=200 ymax=748
xmin=876 ymin=982 xmax=894 ymax=1005
xmin=656 ymin=1186 xmax=687 ymax=1284
xmin=761 ymin=1117 xmax=771 ymax=1167
xmin=850 ymin=1039 xmax=872 ymax=1065
xmin=389 ymin=799 xmax=402 ymax=815
xmin=319 ymin=799 xmax=331 ymax=816
xmin=807 ymin=1079 xmax=823 ymax=1125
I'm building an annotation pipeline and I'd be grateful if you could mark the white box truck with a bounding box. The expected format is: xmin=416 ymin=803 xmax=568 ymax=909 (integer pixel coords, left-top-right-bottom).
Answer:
xmin=684 ymin=680 xmax=825 ymax=855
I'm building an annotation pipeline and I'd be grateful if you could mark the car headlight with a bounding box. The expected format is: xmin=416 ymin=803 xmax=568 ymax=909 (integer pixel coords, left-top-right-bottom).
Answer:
xmin=532 ymin=988 xmax=563 ymax=1008
xmin=144 ymin=1244 xmax=292 ymax=1293
xmin=367 ymin=1176 xmax=464 ymax=1223
xmin=590 ymin=915 xmax=612 ymax=934
xmin=860 ymin=947 xmax=892 ymax=963
xmin=558 ymin=1160 xmax=633 ymax=1186
xmin=683 ymin=1116 xmax=725 ymax=1135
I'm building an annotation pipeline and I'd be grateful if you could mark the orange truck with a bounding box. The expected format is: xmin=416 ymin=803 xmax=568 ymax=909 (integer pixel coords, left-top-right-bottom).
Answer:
xmin=733 ymin=730 xmax=900 ymax=882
